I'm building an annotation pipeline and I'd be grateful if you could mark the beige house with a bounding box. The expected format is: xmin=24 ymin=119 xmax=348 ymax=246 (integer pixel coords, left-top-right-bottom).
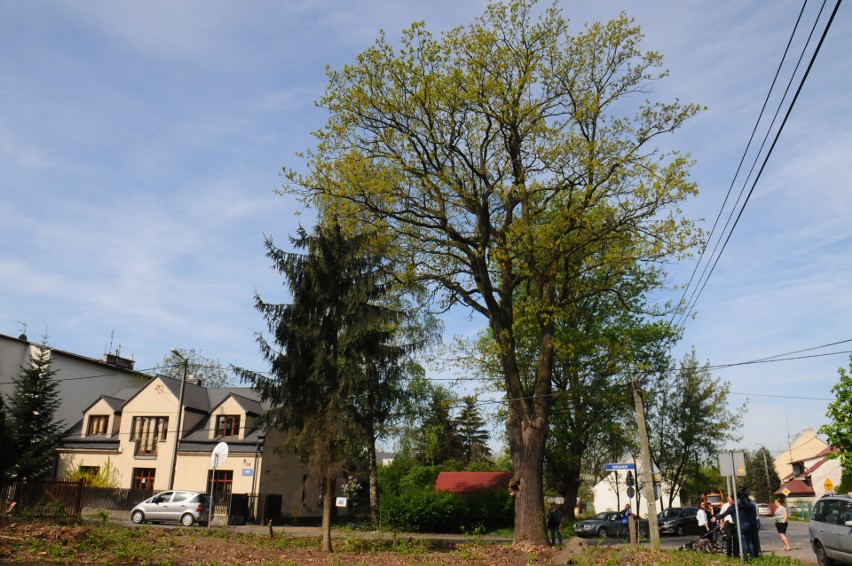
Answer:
xmin=772 ymin=429 xmax=842 ymax=504
xmin=57 ymin=375 xmax=323 ymax=521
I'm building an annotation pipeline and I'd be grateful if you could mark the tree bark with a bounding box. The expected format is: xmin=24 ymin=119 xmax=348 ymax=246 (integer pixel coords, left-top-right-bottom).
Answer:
xmin=367 ymin=434 xmax=379 ymax=525
xmin=321 ymin=473 xmax=334 ymax=552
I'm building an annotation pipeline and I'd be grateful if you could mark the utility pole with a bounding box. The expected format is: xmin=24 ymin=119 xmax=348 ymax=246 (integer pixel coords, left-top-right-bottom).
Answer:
xmin=167 ymin=349 xmax=189 ymax=490
xmin=632 ymin=374 xmax=660 ymax=550
xmin=757 ymin=444 xmax=772 ymax=500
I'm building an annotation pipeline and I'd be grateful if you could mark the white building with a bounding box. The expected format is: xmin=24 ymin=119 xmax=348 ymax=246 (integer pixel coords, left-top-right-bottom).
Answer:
xmin=591 ymin=462 xmax=681 ymax=517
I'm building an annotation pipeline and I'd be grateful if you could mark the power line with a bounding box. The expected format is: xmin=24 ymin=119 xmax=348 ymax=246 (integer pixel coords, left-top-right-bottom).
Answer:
xmin=671 ymin=0 xmax=814 ymax=330
xmin=672 ymin=0 xmax=841 ymax=331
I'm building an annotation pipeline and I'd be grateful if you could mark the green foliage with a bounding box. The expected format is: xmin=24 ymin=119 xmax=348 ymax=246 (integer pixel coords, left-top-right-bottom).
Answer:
xmin=378 ymin=457 xmax=514 ymax=533
xmin=836 ymin=469 xmax=852 ymax=494
xmin=820 ymin=354 xmax=852 ymax=471
xmin=156 ymin=348 xmax=233 ymax=388
xmin=645 ymin=349 xmax=746 ymax=507
xmin=393 ymin=376 xmax=468 ymax=467
xmin=0 ymin=395 xmax=13 ymax=479
xmin=8 ymin=337 xmax=64 ymax=480
xmin=743 ymin=446 xmax=781 ymax=503
xmin=283 ymin=0 xmax=702 ymax=542
xmin=65 ymin=457 xmax=120 ymax=488
xmin=454 ymin=396 xmax=492 ymax=465
xmin=679 ymin=464 xmax=725 ymax=506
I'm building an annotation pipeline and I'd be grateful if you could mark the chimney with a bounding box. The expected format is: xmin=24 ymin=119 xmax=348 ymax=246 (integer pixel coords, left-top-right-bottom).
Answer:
xmin=103 ymin=352 xmax=135 ymax=370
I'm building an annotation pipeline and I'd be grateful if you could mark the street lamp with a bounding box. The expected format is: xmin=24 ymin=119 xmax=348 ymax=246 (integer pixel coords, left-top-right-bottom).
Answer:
xmin=167 ymin=349 xmax=189 ymax=490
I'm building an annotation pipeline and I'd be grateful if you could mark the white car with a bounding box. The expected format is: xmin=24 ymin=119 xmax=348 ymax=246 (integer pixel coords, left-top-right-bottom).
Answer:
xmin=130 ymin=490 xmax=210 ymax=526
xmin=757 ymin=503 xmax=771 ymax=517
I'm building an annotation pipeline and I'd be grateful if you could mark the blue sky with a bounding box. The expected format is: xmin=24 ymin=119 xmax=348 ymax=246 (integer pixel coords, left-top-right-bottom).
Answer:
xmin=1 ymin=0 xmax=849 ymax=461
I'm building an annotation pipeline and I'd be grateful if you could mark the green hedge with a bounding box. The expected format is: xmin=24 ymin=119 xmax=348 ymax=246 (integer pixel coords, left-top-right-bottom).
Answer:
xmin=378 ymin=459 xmax=514 ymax=533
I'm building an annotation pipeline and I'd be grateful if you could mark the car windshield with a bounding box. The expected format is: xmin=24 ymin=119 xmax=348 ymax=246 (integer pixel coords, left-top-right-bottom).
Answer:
xmin=592 ymin=512 xmax=610 ymax=520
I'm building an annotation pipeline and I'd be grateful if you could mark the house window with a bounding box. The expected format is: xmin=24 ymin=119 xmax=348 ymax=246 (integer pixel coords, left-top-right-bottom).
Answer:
xmin=215 ymin=415 xmax=240 ymax=437
xmin=132 ymin=468 xmax=156 ymax=490
xmin=207 ymin=470 xmax=233 ymax=494
xmin=131 ymin=417 xmax=168 ymax=456
xmin=86 ymin=415 xmax=109 ymax=436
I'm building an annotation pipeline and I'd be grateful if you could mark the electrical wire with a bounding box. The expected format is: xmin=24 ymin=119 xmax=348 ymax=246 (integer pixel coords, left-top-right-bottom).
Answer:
xmin=671 ymin=0 xmax=841 ymax=331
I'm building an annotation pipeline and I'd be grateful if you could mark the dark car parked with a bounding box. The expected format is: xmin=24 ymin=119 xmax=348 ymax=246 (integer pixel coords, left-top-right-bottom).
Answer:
xmin=657 ymin=506 xmax=702 ymax=536
xmin=573 ymin=511 xmax=649 ymax=538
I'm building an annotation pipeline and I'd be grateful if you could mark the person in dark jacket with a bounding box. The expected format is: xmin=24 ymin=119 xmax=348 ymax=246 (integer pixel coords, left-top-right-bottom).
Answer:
xmin=547 ymin=502 xmax=563 ymax=546
xmin=718 ymin=490 xmax=759 ymax=559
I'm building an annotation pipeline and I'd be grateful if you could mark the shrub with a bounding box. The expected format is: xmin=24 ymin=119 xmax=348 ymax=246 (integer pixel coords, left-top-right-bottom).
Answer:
xmin=378 ymin=459 xmax=514 ymax=533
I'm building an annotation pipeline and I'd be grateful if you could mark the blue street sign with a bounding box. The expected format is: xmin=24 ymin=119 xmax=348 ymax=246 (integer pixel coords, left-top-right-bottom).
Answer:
xmin=605 ymin=463 xmax=636 ymax=471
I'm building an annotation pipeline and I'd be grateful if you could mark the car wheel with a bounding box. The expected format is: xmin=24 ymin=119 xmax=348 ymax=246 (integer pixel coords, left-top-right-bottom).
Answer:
xmin=814 ymin=541 xmax=834 ymax=566
xmin=131 ymin=510 xmax=144 ymax=524
xmin=675 ymin=525 xmax=684 ymax=536
xmin=596 ymin=526 xmax=607 ymax=538
xmin=180 ymin=513 xmax=195 ymax=527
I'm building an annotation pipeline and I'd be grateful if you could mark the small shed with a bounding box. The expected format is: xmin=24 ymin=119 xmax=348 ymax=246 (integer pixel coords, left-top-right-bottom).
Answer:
xmin=774 ymin=479 xmax=816 ymax=497
xmin=434 ymin=472 xmax=513 ymax=494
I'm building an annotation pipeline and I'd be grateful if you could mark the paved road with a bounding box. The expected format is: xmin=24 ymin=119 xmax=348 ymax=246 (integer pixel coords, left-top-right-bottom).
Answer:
xmin=644 ymin=520 xmax=815 ymax=564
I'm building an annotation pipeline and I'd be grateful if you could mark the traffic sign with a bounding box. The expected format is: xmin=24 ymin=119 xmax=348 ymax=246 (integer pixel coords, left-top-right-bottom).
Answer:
xmin=605 ymin=463 xmax=636 ymax=471
xmin=825 ymin=478 xmax=835 ymax=491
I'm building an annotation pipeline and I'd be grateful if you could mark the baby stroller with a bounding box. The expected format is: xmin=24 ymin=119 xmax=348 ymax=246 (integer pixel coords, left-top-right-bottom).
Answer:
xmin=683 ymin=524 xmax=726 ymax=554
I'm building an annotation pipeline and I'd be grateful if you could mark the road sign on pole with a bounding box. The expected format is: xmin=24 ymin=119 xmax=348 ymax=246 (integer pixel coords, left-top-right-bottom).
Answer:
xmin=605 ymin=463 xmax=636 ymax=471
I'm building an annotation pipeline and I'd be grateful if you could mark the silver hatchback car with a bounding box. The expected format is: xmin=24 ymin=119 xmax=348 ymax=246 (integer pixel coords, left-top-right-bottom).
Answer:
xmin=810 ymin=493 xmax=852 ymax=565
xmin=130 ymin=490 xmax=210 ymax=527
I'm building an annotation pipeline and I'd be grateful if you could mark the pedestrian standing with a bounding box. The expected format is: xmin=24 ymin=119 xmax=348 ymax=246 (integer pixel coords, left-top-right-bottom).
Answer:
xmin=774 ymin=496 xmax=792 ymax=551
xmin=547 ymin=502 xmax=563 ymax=546
xmin=719 ymin=495 xmax=739 ymax=557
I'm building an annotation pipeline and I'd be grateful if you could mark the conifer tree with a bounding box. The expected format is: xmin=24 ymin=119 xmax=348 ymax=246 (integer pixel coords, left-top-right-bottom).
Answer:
xmin=454 ymin=396 xmax=492 ymax=465
xmin=0 ymin=396 xmax=13 ymax=479
xmin=237 ymin=223 xmax=417 ymax=551
xmin=8 ymin=338 xmax=63 ymax=479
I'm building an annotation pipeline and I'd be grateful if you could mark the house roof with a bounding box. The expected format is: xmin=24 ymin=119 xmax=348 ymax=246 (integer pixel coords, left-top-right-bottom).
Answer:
xmin=775 ymin=479 xmax=815 ymax=496
xmin=434 ymin=472 xmax=513 ymax=493
xmin=57 ymin=419 xmax=120 ymax=451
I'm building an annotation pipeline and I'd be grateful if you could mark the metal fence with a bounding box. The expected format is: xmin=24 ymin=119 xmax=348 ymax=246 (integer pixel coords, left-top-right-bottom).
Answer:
xmin=0 ymin=478 xmax=85 ymax=519
xmin=2 ymin=481 xmax=375 ymax=526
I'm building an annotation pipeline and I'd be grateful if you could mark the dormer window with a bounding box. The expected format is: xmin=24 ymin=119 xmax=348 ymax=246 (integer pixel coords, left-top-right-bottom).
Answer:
xmin=131 ymin=416 xmax=168 ymax=456
xmin=215 ymin=415 xmax=240 ymax=437
xmin=86 ymin=415 xmax=109 ymax=436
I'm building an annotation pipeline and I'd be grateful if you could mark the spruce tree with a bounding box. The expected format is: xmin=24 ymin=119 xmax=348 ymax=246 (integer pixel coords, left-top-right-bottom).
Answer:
xmin=454 ymin=396 xmax=492 ymax=465
xmin=236 ymin=223 xmax=415 ymax=551
xmin=9 ymin=338 xmax=64 ymax=479
xmin=0 ymin=396 xmax=13 ymax=479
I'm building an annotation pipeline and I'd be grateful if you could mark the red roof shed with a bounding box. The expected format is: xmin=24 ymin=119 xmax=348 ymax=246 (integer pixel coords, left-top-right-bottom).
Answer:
xmin=774 ymin=479 xmax=815 ymax=497
xmin=434 ymin=471 xmax=513 ymax=494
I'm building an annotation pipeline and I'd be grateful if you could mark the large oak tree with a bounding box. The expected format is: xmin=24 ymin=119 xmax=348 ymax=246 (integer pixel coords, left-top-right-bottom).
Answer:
xmin=285 ymin=0 xmax=701 ymax=542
